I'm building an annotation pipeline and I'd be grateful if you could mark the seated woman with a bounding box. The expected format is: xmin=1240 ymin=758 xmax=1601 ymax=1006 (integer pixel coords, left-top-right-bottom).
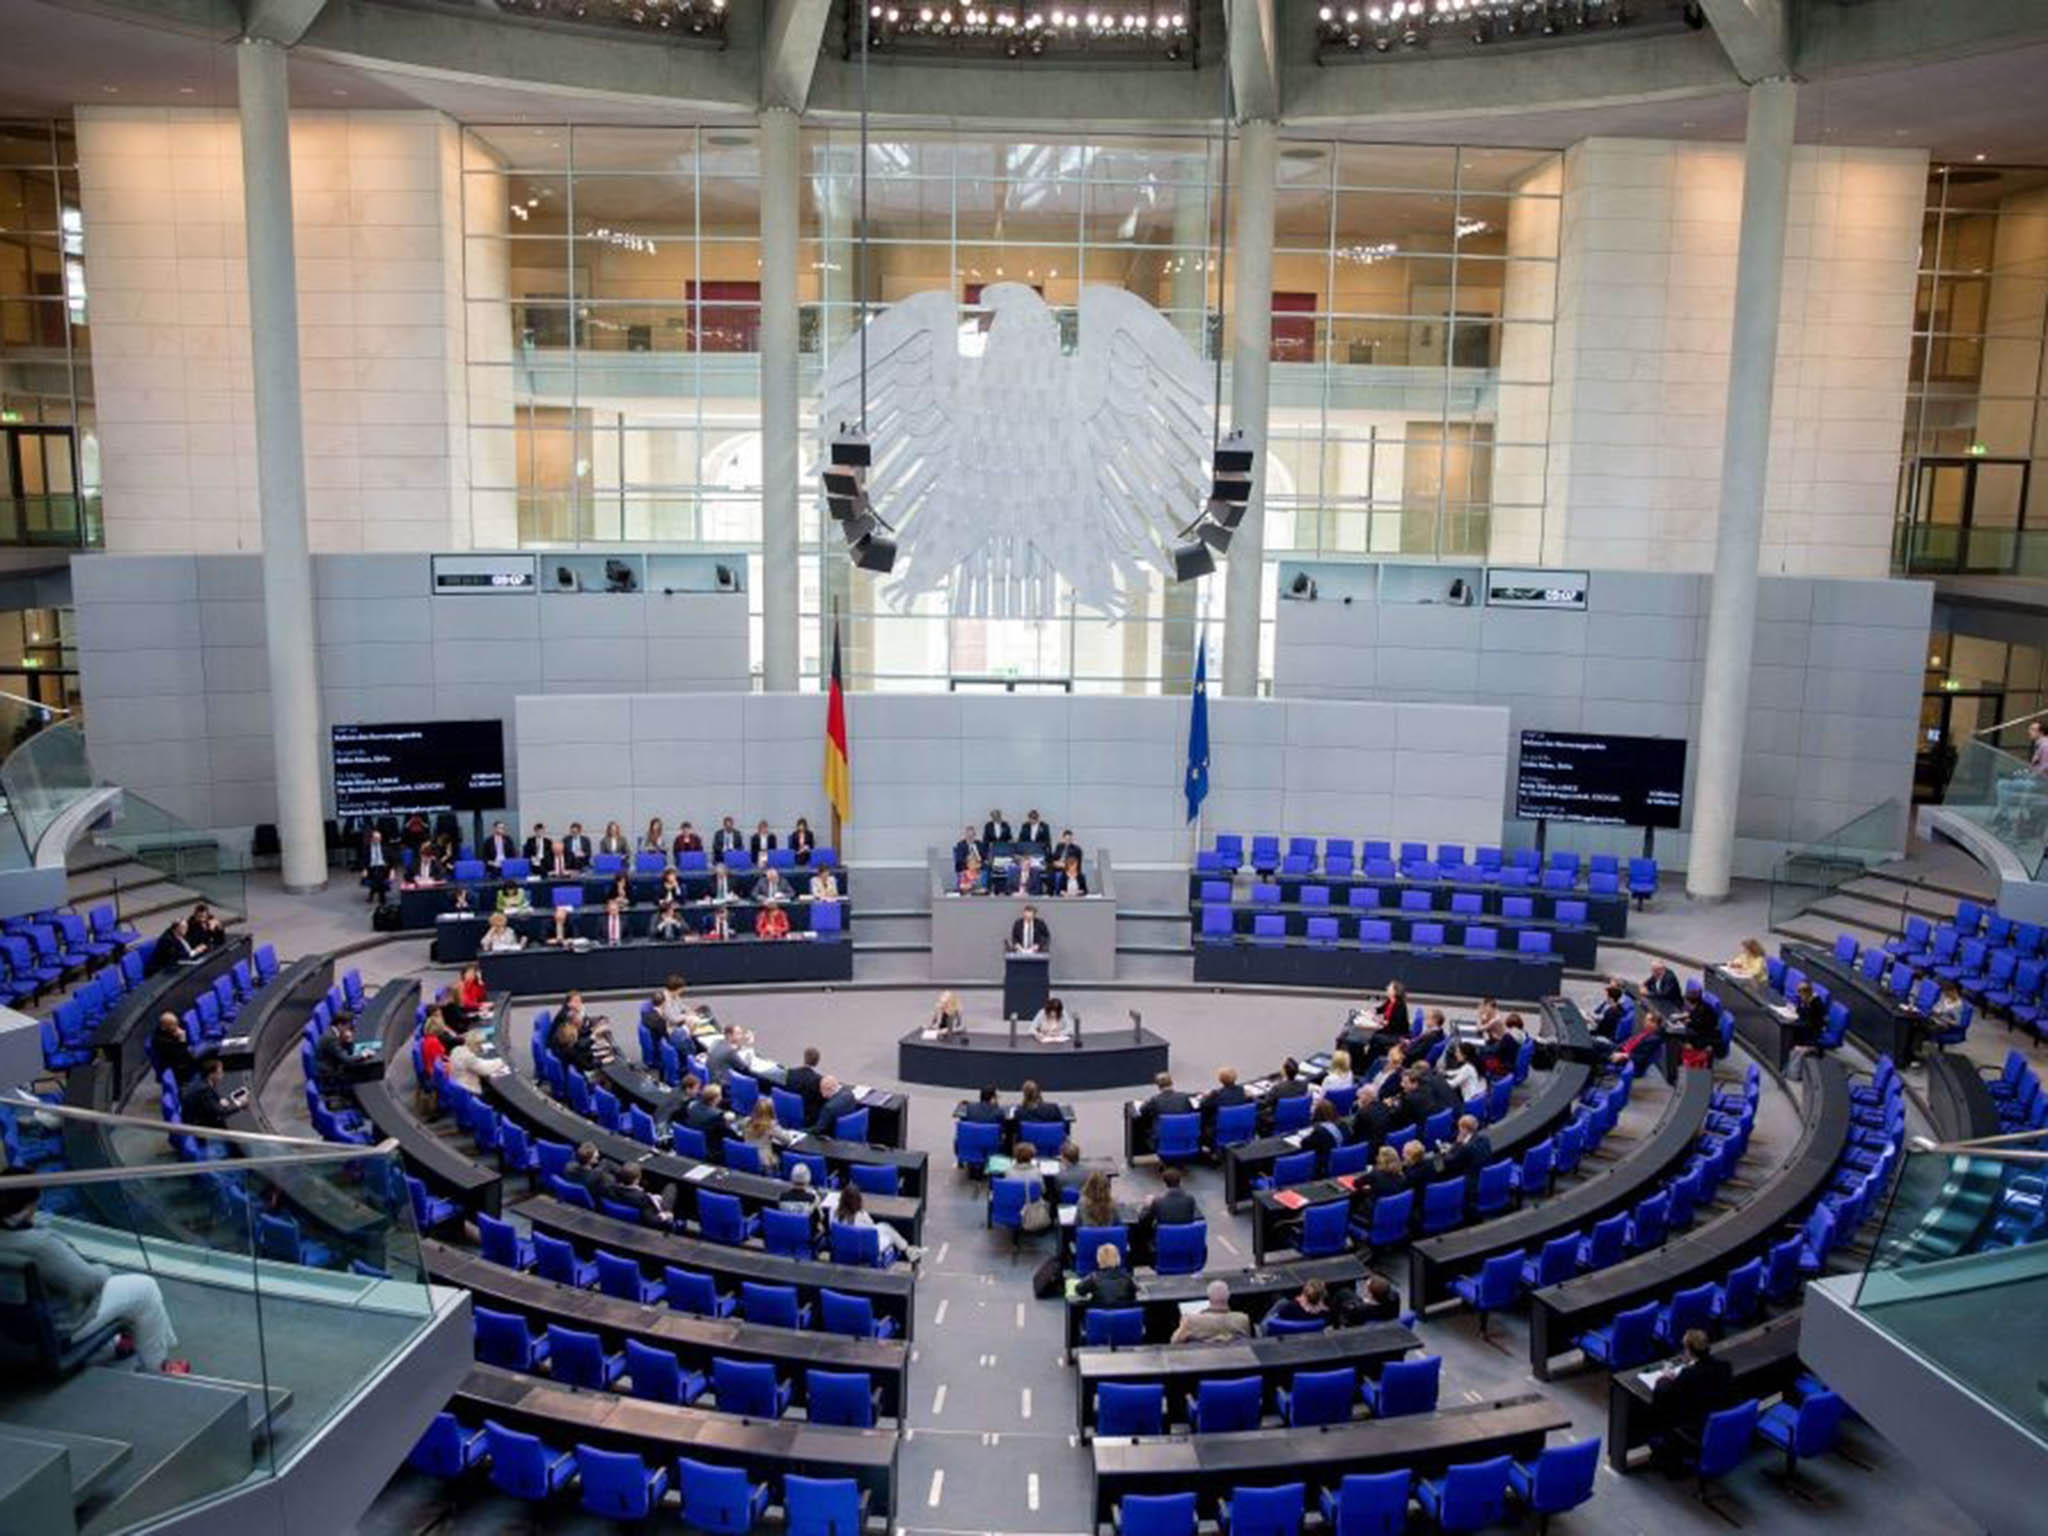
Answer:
xmin=642 ymin=817 xmax=667 ymax=854
xmin=696 ymin=906 xmax=735 ymax=943
xmin=651 ymin=899 xmax=688 ymax=942
xmin=957 ymin=849 xmax=985 ymax=895
xmin=831 ymin=1185 xmax=920 ymax=1265
xmin=1442 ymin=1041 xmax=1484 ymax=1104
xmin=1317 ymin=1048 xmax=1355 ymax=1098
xmin=446 ymin=1027 xmax=510 ymax=1095
xmin=1031 ymin=996 xmax=1071 ymax=1043
xmin=1054 ymin=854 xmax=1088 ymax=898
xmin=657 ymin=868 xmax=685 ymax=905
xmin=930 ymin=988 xmax=964 ymax=1035
xmin=494 ymin=881 xmax=531 ymax=916
xmin=410 ymin=846 xmax=445 ymax=886
xmin=789 ymin=817 xmax=817 ymax=865
xmin=755 ymin=902 xmax=791 ymax=941
xmin=479 ymin=912 xmax=522 ymax=954
xmin=1724 ymin=936 xmax=1769 ymax=982
xmin=809 ymin=866 xmax=841 ymax=903
xmin=598 ymin=820 xmax=631 ymax=857
xmin=456 ymin=963 xmax=490 ymax=1018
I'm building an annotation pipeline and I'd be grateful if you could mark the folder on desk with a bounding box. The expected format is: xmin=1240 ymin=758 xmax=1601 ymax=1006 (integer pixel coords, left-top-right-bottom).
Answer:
xmin=1271 ymin=1189 xmax=1309 ymax=1211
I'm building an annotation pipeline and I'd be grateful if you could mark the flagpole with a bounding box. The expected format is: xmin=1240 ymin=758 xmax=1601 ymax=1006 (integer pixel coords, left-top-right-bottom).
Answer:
xmin=828 ymin=600 xmax=845 ymax=858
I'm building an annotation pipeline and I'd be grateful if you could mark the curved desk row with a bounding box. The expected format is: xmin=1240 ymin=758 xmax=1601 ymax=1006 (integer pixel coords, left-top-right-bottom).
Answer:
xmin=520 ymin=1195 xmax=916 ymax=1339
xmin=899 ymin=1025 xmax=1170 ymax=1093
xmin=454 ymin=1362 xmax=901 ymax=1519
xmin=89 ymin=939 xmax=251 ymax=1093
xmin=480 ymin=935 xmax=853 ymax=996
xmin=350 ymin=979 xmax=505 ymax=1218
xmin=422 ymin=1239 xmax=909 ymax=1418
xmin=1061 ymin=1255 xmax=1370 ymax=1350
xmin=436 ymin=898 xmax=852 ymax=965
xmin=1526 ymin=1058 xmax=1851 ymax=1377
xmin=1072 ymin=1321 xmax=1420 ymax=1435
xmin=1407 ymin=1067 xmax=1715 ymax=1310
xmin=1197 ymin=903 xmax=1601 ymax=969
xmin=1089 ymin=1395 xmax=1572 ymax=1528
xmin=1188 ymin=872 xmax=1630 ymax=938
xmin=1606 ymin=1312 xmax=1803 ymax=1472
xmin=399 ymin=865 xmax=849 ymax=928
xmin=599 ymin=1060 xmax=928 ymax=1198
xmin=485 ymin=1068 xmax=923 ymax=1243
xmin=1876 ymin=1052 xmax=2005 ymax=1265
xmin=1192 ymin=937 xmax=1565 ymax=1001
xmin=1778 ymin=941 xmax=1917 ymax=1064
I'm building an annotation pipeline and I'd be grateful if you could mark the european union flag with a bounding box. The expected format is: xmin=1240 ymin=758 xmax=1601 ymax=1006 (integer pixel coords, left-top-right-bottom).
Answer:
xmin=1185 ymin=631 xmax=1210 ymax=824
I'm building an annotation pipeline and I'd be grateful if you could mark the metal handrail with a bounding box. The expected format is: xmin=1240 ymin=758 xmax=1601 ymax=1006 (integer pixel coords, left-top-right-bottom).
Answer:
xmin=6 ymin=1088 xmax=384 ymax=1154
xmin=1974 ymin=705 xmax=2048 ymax=738
xmin=0 ymin=689 xmax=68 ymax=718
xmin=1 ymin=1141 xmax=403 ymax=1190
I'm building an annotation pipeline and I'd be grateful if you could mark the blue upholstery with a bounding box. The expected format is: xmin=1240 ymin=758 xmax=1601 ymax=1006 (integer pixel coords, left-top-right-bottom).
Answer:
xmin=575 ymin=1444 xmax=668 ymax=1521
xmin=713 ymin=1356 xmax=792 ymax=1418
xmin=806 ymin=1368 xmax=879 ymax=1428
xmin=482 ymin=1420 xmax=574 ymax=1501
xmin=1319 ymin=1472 xmax=1409 ymax=1536
xmin=1277 ymin=1366 xmax=1355 ymax=1427
xmin=1449 ymin=1254 xmax=1523 ymax=1337
xmin=1360 ymin=1354 xmax=1439 ymax=1418
xmin=787 ymin=1476 xmax=867 ymax=1536
xmin=1083 ymin=1307 xmax=1145 ymax=1347
xmin=677 ymin=1459 xmax=771 ymax=1535
xmin=1416 ymin=1456 xmax=1511 ymax=1534
xmin=1190 ymin=1375 xmax=1263 ymax=1433
xmin=546 ymin=1324 xmax=624 ymax=1389
xmin=1154 ymin=1221 xmax=1207 ymax=1275
xmin=1097 ymin=1382 xmax=1165 ymax=1436
xmin=820 ymin=1287 xmax=898 ymax=1340
xmin=663 ymin=1266 xmax=735 ymax=1318
xmin=739 ymin=1281 xmax=811 ymax=1331
xmin=1508 ymin=1438 xmax=1599 ymax=1526
xmin=1577 ymin=1299 xmax=1659 ymax=1369
xmin=1120 ymin=1493 xmax=1197 ymax=1536
xmin=1220 ymin=1482 xmax=1304 ymax=1536
xmin=406 ymin=1412 xmax=486 ymax=1477
xmin=625 ymin=1338 xmax=705 ymax=1405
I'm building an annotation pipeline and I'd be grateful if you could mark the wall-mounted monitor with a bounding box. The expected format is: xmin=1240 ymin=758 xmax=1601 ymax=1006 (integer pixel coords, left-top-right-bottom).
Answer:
xmin=431 ymin=553 xmax=535 ymax=595
xmin=332 ymin=721 xmax=507 ymax=818
xmin=1516 ymin=730 xmax=1687 ymax=829
xmin=1487 ymin=567 xmax=1589 ymax=610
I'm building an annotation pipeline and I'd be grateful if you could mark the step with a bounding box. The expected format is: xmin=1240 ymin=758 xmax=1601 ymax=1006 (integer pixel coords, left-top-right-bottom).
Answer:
xmin=1118 ymin=940 xmax=1194 ymax=958
xmin=0 ymin=1368 xmax=253 ymax=1536
xmin=1837 ymin=877 xmax=1968 ymax=922
xmin=1797 ymin=905 xmax=1897 ymax=948
xmin=854 ymin=913 xmax=931 ymax=946
xmin=0 ymin=1425 xmax=130 ymax=1534
xmin=1860 ymin=863 xmax=1996 ymax=905
xmin=1115 ymin=951 xmax=1196 ymax=984
xmin=1115 ymin=915 xmax=1193 ymax=947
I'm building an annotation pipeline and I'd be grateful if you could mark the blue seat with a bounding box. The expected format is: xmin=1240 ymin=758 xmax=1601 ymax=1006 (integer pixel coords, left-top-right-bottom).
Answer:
xmin=989 ymin=1175 xmax=1040 ymax=1239
xmin=805 ymin=1368 xmax=879 ymax=1428
xmin=1120 ymin=1493 xmax=1197 ymax=1536
xmin=1264 ymin=1151 xmax=1318 ymax=1191
xmin=1360 ymin=1353 xmax=1439 ymax=1418
xmin=1190 ymin=1375 xmax=1263 ymax=1433
xmin=1520 ymin=1233 xmax=1580 ymax=1290
xmin=955 ymin=1117 xmax=1003 ymax=1172
xmin=698 ymin=1190 xmax=759 ymax=1246
xmin=1319 ymin=1470 xmax=1410 ymax=1536
xmin=1577 ymin=1299 xmax=1659 ymax=1370
xmin=595 ymin=1248 xmax=663 ymax=1304
xmin=1220 ymin=1483 xmax=1304 ymax=1536
xmin=575 ymin=1444 xmax=668 ymax=1521
xmin=787 ymin=1476 xmax=868 ymax=1536
xmin=546 ymin=1324 xmax=624 ymax=1389
xmin=1362 ymin=1189 xmax=1412 ymax=1248
xmin=533 ymin=1231 xmax=596 ymax=1289
xmin=1212 ymin=1102 xmax=1259 ymax=1149
xmin=828 ymin=1222 xmax=888 ymax=1269
xmin=1472 ymin=1161 xmax=1515 ymax=1219
xmin=677 ymin=1458 xmax=771 ymax=1535
xmin=407 ymin=1411 xmax=486 ymax=1477
xmin=713 ymin=1356 xmax=791 ymax=1418
xmin=1075 ymin=1224 xmax=1130 ymax=1275
xmin=739 ymin=1281 xmax=811 ymax=1331
xmin=762 ymin=1208 xmax=819 ymax=1260
xmin=1416 ymin=1456 xmax=1511 ymax=1534
xmin=820 ymin=1287 xmax=898 ymax=1340
xmin=1654 ymin=1282 xmax=1718 ymax=1347
xmin=257 ymin=1212 xmax=334 ymax=1268
xmin=1083 ymin=1307 xmax=1145 ymax=1347
xmin=1449 ymin=1253 xmax=1524 ymax=1339
xmin=1691 ymin=1399 xmax=1760 ymax=1515
xmin=1263 ymin=1313 xmax=1326 ymax=1338
xmin=664 ymin=1266 xmax=735 ymax=1318
xmin=1509 ymin=1437 xmax=1600 ymax=1530
xmin=1712 ymin=1258 xmax=1764 ymax=1328
xmin=1277 ymin=1366 xmax=1355 ymax=1427
xmin=1576 ymin=1213 xmax=1629 ymax=1272
xmin=1097 ymin=1381 xmax=1165 ymax=1436
xmin=1154 ymin=1221 xmax=1207 ymax=1276
xmin=1756 ymin=1389 xmax=1847 ymax=1479
xmin=1155 ymin=1112 xmax=1202 ymax=1164
xmin=1419 ymin=1177 xmax=1467 ymax=1236
xmin=482 ymin=1419 xmax=574 ymax=1501
xmin=1297 ymin=1200 xmax=1351 ymax=1257
xmin=625 ymin=1337 xmax=706 ymax=1405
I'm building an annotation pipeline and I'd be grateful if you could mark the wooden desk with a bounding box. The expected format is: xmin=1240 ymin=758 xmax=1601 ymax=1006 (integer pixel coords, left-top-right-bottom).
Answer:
xmin=1406 ymin=1068 xmax=1714 ymax=1310
xmin=455 ymin=1362 xmax=901 ymax=1518
xmin=422 ymin=1239 xmax=909 ymax=1417
xmin=519 ymin=1196 xmax=917 ymax=1340
xmin=1072 ymin=1322 xmax=1419 ymax=1434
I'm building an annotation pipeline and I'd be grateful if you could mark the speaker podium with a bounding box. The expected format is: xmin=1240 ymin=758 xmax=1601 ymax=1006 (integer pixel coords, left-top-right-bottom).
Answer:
xmin=1003 ymin=949 xmax=1050 ymax=1021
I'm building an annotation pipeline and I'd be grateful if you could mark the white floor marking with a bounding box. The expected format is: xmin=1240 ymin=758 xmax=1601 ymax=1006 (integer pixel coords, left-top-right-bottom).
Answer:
xmin=1215 ymin=1233 xmax=1240 ymax=1256
xmin=1015 ymin=1301 xmax=1027 ymax=1329
xmin=927 ymin=1470 xmax=945 ymax=1508
xmin=933 ymin=1299 xmax=949 ymax=1327
xmin=1028 ymin=1473 xmax=1041 ymax=1511
xmin=936 ymin=1241 xmax=951 ymax=1264
xmin=1021 ymin=1387 xmax=1033 ymax=1419
xmin=932 ymin=1384 xmax=948 ymax=1416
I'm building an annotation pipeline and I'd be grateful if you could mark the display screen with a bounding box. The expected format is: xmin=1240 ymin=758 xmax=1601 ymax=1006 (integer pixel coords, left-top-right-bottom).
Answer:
xmin=1516 ymin=730 xmax=1687 ymax=829
xmin=332 ymin=721 xmax=506 ymax=818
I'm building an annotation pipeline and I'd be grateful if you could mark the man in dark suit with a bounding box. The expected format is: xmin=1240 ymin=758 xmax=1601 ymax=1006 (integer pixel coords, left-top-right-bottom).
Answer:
xmin=1591 ymin=981 xmax=1628 ymax=1040
xmin=604 ymin=1163 xmax=669 ymax=1228
xmin=1142 ymin=1167 xmax=1200 ymax=1230
xmin=560 ymin=1141 xmax=614 ymax=1201
xmin=1651 ymin=1330 xmax=1736 ymax=1469
xmin=811 ymin=1075 xmax=862 ymax=1137
xmin=561 ymin=822 xmax=593 ymax=870
xmin=682 ymin=1084 xmax=734 ymax=1153
xmin=711 ymin=817 xmax=744 ymax=858
xmin=523 ymin=823 xmax=553 ymax=866
xmin=982 ymin=809 xmax=1014 ymax=846
xmin=178 ymin=1057 xmax=238 ymax=1131
xmin=1200 ymin=1066 xmax=1249 ymax=1133
xmin=952 ymin=826 xmax=979 ymax=871
xmin=1018 ymin=809 xmax=1052 ymax=851
xmin=1643 ymin=961 xmax=1683 ymax=1006
xmin=748 ymin=821 xmax=778 ymax=861
xmin=481 ymin=820 xmax=516 ymax=872
xmin=958 ymin=1085 xmax=1005 ymax=1123
xmin=1008 ymin=905 xmax=1051 ymax=953
xmin=1137 ymin=1071 xmax=1195 ymax=1145
xmin=1258 ymin=1057 xmax=1312 ymax=1131
xmin=781 ymin=1046 xmax=825 ymax=1124
xmin=313 ymin=1017 xmax=358 ymax=1100
xmin=360 ymin=829 xmax=394 ymax=903
xmin=1436 ymin=1115 xmax=1492 ymax=1179
xmin=1048 ymin=829 xmax=1083 ymax=869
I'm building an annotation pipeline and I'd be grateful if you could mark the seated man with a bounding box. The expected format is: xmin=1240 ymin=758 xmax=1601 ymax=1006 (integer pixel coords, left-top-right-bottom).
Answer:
xmin=1141 ymin=1167 xmax=1200 ymax=1232
xmin=1650 ymin=1329 xmax=1735 ymax=1470
xmin=1257 ymin=1056 xmax=1311 ymax=1131
xmin=1071 ymin=1244 xmax=1136 ymax=1307
xmin=560 ymin=1141 xmax=615 ymax=1202
xmin=0 ymin=1179 xmax=189 ymax=1373
xmin=959 ymin=1085 xmax=1005 ymax=1124
xmin=604 ymin=1163 xmax=670 ymax=1228
xmin=177 ymin=1057 xmax=241 ymax=1132
xmin=811 ymin=1075 xmax=863 ymax=1138
xmin=313 ymin=1017 xmax=359 ymax=1101
xmin=1265 ymin=1277 xmax=1329 ymax=1332
xmin=1136 ymin=1071 xmax=1194 ymax=1144
xmin=1341 ymin=1273 xmax=1404 ymax=1325
xmin=1170 ymin=1279 xmax=1250 ymax=1344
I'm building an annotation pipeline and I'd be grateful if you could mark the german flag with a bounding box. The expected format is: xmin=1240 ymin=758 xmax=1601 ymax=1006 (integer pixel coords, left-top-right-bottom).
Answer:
xmin=823 ymin=620 xmax=852 ymax=839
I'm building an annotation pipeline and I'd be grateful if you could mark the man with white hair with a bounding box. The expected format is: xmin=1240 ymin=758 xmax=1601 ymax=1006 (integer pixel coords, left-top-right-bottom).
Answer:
xmin=1170 ymin=1279 xmax=1251 ymax=1344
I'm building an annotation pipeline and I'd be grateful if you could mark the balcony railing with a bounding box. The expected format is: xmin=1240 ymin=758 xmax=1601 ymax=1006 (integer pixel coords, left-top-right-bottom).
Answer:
xmin=1894 ymin=520 xmax=2048 ymax=579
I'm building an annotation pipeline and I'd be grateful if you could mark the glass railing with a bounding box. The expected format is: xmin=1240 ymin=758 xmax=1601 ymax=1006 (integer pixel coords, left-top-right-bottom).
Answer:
xmin=1931 ymin=738 xmax=2048 ymax=880
xmin=1766 ymin=797 xmax=1905 ymax=928
xmin=0 ymin=713 xmax=90 ymax=857
xmin=1851 ymin=1133 xmax=2048 ymax=1448
xmin=0 ymin=493 xmax=101 ymax=549
xmin=0 ymin=1101 xmax=435 ymax=1532
xmin=98 ymin=788 xmax=249 ymax=921
xmin=1894 ymin=520 xmax=2048 ymax=578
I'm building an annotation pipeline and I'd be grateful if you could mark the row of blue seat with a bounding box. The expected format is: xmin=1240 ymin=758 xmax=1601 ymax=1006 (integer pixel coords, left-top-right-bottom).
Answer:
xmin=1881 ymin=916 xmax=2037 ymax=1040
xmin=11 ymin=903 xmax=139 ymax=1017
xmin=1198 ymin=905 xmax=1564 ymax=956
xmin=408 ymin=1412 xmax=866 ymax=1532
xmin=1203 ymin=835 xmax=1654 ymax=890
xmin=474 ymin=1213 xmax=897 ymax=1340
xmin=1096 ymin=1354 xmax=1444 ymax=1436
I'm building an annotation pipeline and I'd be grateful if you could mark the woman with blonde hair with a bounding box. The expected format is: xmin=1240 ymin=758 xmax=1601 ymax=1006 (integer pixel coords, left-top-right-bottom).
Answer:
xmin=742 ymin=1099 xmax=780 ymax=1173
xmin=931 ymin=989 xmax=964 ymax=1034
xmin=1724 ymin=936 xmax=1768 ymax=982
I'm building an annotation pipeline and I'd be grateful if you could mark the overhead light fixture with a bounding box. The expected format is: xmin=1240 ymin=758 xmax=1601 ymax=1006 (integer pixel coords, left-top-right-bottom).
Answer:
xmin=822 ymin=428 xmax=901 ymax=575
xmin=847 ymin=0 xmax=1193 ymax=58
xmin=1171 ymin=431 xmax=1258 ymax=582
xmin=1318 ymin=0 xmax=1643 ymax=58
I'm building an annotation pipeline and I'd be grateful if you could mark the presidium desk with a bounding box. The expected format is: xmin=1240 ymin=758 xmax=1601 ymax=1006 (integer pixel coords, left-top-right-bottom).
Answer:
xmin=479 ymin=932 xmax=852 ymax=993
xmin=925 ymin=847 xmax=1118 ymax=982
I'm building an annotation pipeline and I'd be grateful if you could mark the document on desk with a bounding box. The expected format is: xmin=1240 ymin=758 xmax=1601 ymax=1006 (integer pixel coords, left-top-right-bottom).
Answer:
xmin=682 ymin=1164 xmax=716 ymax=1182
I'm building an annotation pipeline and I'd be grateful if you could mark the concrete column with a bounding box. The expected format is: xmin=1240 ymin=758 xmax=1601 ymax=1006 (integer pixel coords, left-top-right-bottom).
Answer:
xmin=237 ymin=38 xmax=326 ymax=892
xmin=758 ymin=107 xmax=802 ymax=693
xmin=1221 ymin=118 xmax=1276 ymax=699
xmin=1688 ymin=77 xmax=1797 ymax=900
xmin=1170 ymin=153 xmax=1210 ymax=353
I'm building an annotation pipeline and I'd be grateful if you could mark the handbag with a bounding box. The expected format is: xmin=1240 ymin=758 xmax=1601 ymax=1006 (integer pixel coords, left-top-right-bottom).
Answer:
xmin=1018 ymin=1198 xmax=1053 ymax=1233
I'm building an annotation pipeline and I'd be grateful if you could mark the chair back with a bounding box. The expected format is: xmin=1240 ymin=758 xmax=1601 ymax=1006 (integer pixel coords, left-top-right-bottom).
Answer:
xmin=713 ymin=1357 xmax=785 ymax=1417
xmin=1366 ymin=1190 xmax=1412 ymax=1245
xmin=1193 ymin=1375 xmax=1262 ymax=1433
xmin=1698 ymin=1400 xmax=1761 ymax=1477
xmin=1155 ymin=1113 xmax=1202 ymax=1161
xmin=806 ymin=1368 xmax=877 ymax=1428
xmin=1528 ymin=1437 xmax=1600 ymax=1514
xmin=739 ymin=1281 xmax=804 ymax=1330
xmin=1284 ymin=1367 xmax=1355 ymax=1427
xmin=625 ymin=1339 xmax=687 ymax=1404
xmin=828 ymin=1222 xmax=885 ymax=1268
xmin=1532 ymin=1233 xmax=1579 ymax=1287
xmin=1378 ymin=1354 xmax=1441 ymax=1416
xmin=483 ymin=1420 xmax=563 ymax=1499
xmin=1155 ymin=1221 xmax=1207 ymax=1276
xmin=473 ymin=1306 xmax=539 ymax=1370
xmin=1097 ymin=1382 xmax=1165 ymax=1436
xmin=1439 ymin=1457 xmax=1511 ymax=1527
xmin=819 ymin=1288 xmax=885 ymax=1339
xmin=664 ymin=1267 xmax=727 ymax=1317
xmin=1121 ymin=1493 xmax=1197 ymax=1536
xmin=1330 ymin=1471 xmax=1410 ymax=1536
xmin=546 ymin=1324 xmax=614 ymax=1390
xmin=786 ymin=1476 xmax=865 ymax=1536
xmin=1790 ymin=1390 xmax=1847 ymax=1456
xmin=1298 ymin=1201 xmax=1350 ymax=1256
xmin=1082 ymin=1307 xmax=1145 ymax=1347
xmin=761 ymin=1208 xmax=817 ymax=1259
xmin=1227 ymin=1482 xmax=1304 ymax=1536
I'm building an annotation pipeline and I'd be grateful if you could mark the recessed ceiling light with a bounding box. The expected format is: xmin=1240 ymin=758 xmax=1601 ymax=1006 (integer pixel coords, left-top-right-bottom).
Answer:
xmin=100 ymin=85 xmax=118 ymax=94
xmin=178 ymin=86 xmax=195 ymax=95
xmin=332 ymin=88 xmax=348 ymax=97
xmin=1974 ymin=153 xmax=1987 ymax=162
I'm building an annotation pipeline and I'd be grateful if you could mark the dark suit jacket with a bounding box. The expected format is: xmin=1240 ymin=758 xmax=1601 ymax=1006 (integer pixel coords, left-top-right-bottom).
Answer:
xmin=682 ymin=1099 xmax=729 ymax=1151
xmin=958 ymin=1101 xmax=1006 ymax=1124
xmin=1202 ymin=1082 xmax=1249 ymax=1126
xmin=953 ymin=840 xmax=977 ymax=871
xmin=1049 ymin=840 xmax=1082 ymax=869
xmin=1652 ymin=1355 xmax=1735 ymax=1435
xmin=561 ymin=1159 xmax=613 ymax=1200
xmin=812 ymin=1088 xmax=860 ymax=1137
xmin=782 ymin=1065 xmax=825 ymax=1121
xmin=1075 ymin=1267 xmax=1138 ymax=1307
xmin=562 ymin=835 xmax=592 ymax=869
xmin=789 ymin=829 xmax=815 ymax=859
xmin=483 ymin=834 xmax=515 ymax=866
xmin=523 ymin=836 xmax=552 ymax=864
xmin=749 ymin=833 xmax=778 ymax=859
xmin=607 ymin=1184 xmax=668 ymax=1227
xmin=711 ymin=828 xmax=743 ymax=856
xmin=313 ymin=1031 xmax=353 ymax=1091
xmin=1644 ymin=971 xmax=1684 ymax=1005
xmin=180 ymin=1078 xmax=233 ymax=1130
xmin=1018 ymin=819 xmax=1051 ymax=848
xmin=1008 ymin=915 xmax=1052 ymax=951
xmin=983 ymin=820 xmax=1014 ymax=844
xmin=1142 ymin=1089 xmax=1196 ymax=1122
xmin=1014 ymin=1100 xmax=1065 ymax=1124
xmin=1054 ymin=870 xmax=1088 ymax=897
xmin=1147 ymin=1188 xmax=1201 ymax=1228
